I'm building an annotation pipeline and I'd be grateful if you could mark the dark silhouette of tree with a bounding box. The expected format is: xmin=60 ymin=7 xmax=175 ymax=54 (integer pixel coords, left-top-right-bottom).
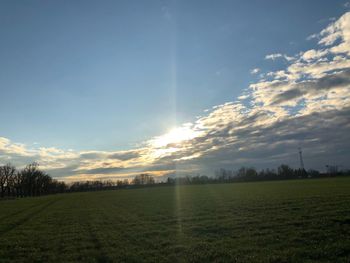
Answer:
xmin=20 ymin=162 xmax=43 ymax=196
xmin=0 ymin=164 xmax=16 ymax=198
xmin=191 ymin=175 xmax=209 ymax=184
xmin=0 ymin=162 xmax=67 ymax=198
xmin=277 ymin=164 xmax=294 ymax=179
xmin=12 ymin=171 xmax=24 ymax=197
xmin=132 ymin=174 xmax=155 ymax=185
xmin=307 ymin=169 xmax=320 ymax=178
xmin=295 ymin=168 xmax=308 ymax=178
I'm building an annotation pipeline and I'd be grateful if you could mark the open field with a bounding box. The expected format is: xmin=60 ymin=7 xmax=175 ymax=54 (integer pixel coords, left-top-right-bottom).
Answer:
xmin=0 ymin=178 xmax=350 ymax=263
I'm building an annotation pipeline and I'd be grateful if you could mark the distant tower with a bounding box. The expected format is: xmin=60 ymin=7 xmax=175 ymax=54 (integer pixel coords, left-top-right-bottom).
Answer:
xmin=298 ymin=147 xmax=305 ymax=170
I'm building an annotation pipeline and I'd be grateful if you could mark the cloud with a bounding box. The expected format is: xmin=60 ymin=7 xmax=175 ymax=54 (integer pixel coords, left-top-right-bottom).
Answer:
xmin=108 ymin=151 xmax=140 ymax=161
xmin=0 ymin=137 xmax=33 ymax=157
xmin=271 ymin=68 xmax=350 ymax=104
xmin=250 ymin=68 xmax=260 ymax=74
xmin=301 ymin=49 xmax=328 ymax=61
xmin=1 ymin=12 xmax=350 ymax=180
xmin=265 ymin=53 xmax=295 ymax=61
xmin=318 ymin=12 xmax=350 ymax=55
xmin=307 ymin=33 xmax=318 ymax=41
xmin=265 ymin=53 xmax=283 ymax=60
xmin=77 ymin=167 xmax=126 ymax=175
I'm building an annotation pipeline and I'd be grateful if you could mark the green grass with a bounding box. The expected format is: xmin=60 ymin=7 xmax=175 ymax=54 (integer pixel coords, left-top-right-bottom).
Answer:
xmin=1 ymin=177 xmax=350 ymax=263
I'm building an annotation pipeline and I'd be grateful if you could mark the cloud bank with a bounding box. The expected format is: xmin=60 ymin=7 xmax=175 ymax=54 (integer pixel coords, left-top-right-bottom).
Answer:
xmin=1 ymin=12 xmax=350 ymax=181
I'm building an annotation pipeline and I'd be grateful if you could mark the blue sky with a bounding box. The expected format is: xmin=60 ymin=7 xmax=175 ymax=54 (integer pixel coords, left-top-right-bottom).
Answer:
xmin=1 ymin=1 xmax=350 ymax=180
xmin=0 ymin=0 xmax=346 ymax=150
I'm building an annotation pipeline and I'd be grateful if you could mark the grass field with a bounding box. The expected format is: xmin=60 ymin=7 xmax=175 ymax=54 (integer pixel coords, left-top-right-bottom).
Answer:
xmin=0 ymin=177 xmax=350 ymax=263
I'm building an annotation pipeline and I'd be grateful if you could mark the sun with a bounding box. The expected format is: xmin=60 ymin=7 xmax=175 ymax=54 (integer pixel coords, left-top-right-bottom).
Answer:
xmin=150 ymin=126 xmax=198 ymax=148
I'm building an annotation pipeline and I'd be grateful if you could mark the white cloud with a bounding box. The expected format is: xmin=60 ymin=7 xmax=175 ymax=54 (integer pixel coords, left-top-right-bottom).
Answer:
xmin=0 ymin=137 xmax=33 ymax=157
xmin=265 ymin=53 xmax=295 ymax=61
xmin=307 ymin=33 xmax=318 ymax=41
xmin=301 ymin=49 xmax=328 ymax=61
xmin=318 ymin=12 xmax=350 ymax=55
xmin=250 ymin=68 xmax=260 ymax=74
xmin=265 ymin=53 xmax=283 ymax=60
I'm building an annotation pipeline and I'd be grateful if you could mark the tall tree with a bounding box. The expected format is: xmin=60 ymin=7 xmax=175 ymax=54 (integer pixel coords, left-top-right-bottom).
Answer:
xmin=0 ymin=164 xmax=16 ymax=197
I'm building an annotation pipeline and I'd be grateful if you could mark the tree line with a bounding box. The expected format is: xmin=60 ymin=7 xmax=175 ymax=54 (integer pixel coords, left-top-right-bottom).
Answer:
xmin=167 ymin=165 xmax=349 ymax=185
xmin=0 ymin=163 xmax=66 ymax=198
xmin=1 ymin=162 xmax=349 ymax=199
xmin=67 ymin=173 xmax=156 ymax=192
xmin=0 ymin=162 xmax=158 ymax=198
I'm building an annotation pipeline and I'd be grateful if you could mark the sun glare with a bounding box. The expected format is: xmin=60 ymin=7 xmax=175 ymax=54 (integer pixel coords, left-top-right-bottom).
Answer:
xmin=151 ymin=126 xmax=198 ymax=148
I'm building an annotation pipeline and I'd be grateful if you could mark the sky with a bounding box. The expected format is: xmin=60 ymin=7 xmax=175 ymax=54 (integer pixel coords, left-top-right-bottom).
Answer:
xmin=1 ymin=0 xmax=350 ymax=181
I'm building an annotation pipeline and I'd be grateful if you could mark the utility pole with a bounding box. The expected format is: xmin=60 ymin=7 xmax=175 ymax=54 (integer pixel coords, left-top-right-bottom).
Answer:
xmin=298 ymin=147 xmax=305 ymax=170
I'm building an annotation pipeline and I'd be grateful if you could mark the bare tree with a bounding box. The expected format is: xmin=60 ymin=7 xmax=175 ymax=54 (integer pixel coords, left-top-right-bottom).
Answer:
xmin=0 ymin=164 xmax=16 ymax=198
xmin=0 ymin=166 xmax=6 ymax=198
xmin=12 ymin=172 xmax=24 ymax=197
xmin=132 ymin=174 xmax=155 ymax=185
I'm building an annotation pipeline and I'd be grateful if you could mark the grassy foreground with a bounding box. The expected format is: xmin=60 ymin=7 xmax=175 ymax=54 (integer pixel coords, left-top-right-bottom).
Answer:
xmin=0 ymin=178 xmax=349 ymax=263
